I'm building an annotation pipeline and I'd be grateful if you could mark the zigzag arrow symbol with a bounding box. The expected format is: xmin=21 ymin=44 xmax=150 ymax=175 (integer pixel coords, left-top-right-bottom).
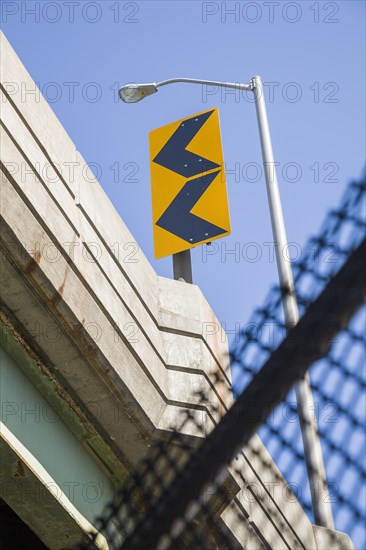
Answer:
xmin=153 ymin=110 xmax=220 ymax=178
xmin=156 ymin=170 xmax=226 ymax=243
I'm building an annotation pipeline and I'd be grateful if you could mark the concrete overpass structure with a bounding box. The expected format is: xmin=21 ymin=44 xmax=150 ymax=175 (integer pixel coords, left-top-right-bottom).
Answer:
xmin=0 ymin=32 xmax=354 ymax=549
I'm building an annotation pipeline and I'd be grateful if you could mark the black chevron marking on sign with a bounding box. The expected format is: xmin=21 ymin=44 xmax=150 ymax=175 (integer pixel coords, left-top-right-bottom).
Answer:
xmin=156 ymin=170 xmax=226 ymax=243
xmin=153 ymin=110 xmax=220 ymax=178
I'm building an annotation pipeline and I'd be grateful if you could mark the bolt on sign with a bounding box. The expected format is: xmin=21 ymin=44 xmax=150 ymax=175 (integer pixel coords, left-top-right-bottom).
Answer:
xmin=149 ymin=108 xmax=231 ymax=259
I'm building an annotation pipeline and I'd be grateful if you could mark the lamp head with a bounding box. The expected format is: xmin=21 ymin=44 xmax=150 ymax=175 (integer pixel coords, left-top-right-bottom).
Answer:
xmin=118 ymin=83 xmax=158 ymax=103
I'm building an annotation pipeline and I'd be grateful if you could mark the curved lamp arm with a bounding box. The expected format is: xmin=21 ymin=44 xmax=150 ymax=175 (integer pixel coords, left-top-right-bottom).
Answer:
xmin=119 ymin=78 xmax=252 ymax=103
xmin=157 ymin=77 xmax=252 ymax=91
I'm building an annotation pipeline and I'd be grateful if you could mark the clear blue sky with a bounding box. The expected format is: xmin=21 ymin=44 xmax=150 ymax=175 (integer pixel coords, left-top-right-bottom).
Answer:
xmin=2 ymin=0 xmax=365 ymax=332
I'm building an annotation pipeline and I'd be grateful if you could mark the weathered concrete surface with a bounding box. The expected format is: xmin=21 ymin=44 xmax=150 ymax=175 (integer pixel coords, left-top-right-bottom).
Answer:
xmin=312 ymin=526 xmax=355 ymax=550
xmin=0 ymin=31 xmax=352 ymax=549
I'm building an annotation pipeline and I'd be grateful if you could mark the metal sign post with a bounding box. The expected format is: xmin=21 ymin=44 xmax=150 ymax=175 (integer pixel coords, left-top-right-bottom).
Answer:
xmin=173 ymin=250 xmax=193 ymax=283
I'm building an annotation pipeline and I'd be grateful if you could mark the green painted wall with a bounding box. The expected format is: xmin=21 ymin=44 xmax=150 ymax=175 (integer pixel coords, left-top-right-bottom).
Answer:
xmin=0 ymin=344 xmax=114 ymax=525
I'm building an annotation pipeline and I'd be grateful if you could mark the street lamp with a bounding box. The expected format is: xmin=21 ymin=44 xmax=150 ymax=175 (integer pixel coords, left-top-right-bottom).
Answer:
xmin=119 ymin=75 xmax=335 ymax=530
xmin=119 ymin=82 xmax=158 ymax=103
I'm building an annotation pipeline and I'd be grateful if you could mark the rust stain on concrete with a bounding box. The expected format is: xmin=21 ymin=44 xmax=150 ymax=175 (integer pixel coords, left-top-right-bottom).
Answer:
xmin=25 ymin=249 xmax=41 ymax=274
xmin=14 ymin=460 xmax=25 ymax=477
xmin=33 ymin=249 xmax=41 ymax=263
xmin=58 ymin=234 xmax=78 ymax=298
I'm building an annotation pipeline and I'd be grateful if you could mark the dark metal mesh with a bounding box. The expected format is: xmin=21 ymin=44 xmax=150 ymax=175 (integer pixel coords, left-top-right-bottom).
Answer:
xmin=80 ymin=175 xmax=365 ymax=550
xmin=230 ymin=177 xmax=366 ymax=548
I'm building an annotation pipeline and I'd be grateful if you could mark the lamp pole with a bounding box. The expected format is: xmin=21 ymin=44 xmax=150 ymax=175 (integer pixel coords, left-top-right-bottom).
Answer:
xmin=119 ymin=76 xmax=334 ymax=528
xmin=251 ymin=76 xmax=334 ymax=529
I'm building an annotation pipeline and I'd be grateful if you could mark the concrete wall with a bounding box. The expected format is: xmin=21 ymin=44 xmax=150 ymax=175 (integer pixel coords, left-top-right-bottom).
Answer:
xmin=0 ymin=31 xmax=351 ymax=549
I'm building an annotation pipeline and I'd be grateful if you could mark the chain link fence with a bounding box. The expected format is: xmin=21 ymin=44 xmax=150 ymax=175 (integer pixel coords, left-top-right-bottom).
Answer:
xmin=81 ymin=174 xmax=365 ymax=549
xmin=230 ymin=176 xmax=366 ymax=549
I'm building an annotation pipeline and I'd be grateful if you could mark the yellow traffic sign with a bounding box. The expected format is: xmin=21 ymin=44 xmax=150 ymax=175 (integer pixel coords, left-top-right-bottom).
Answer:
xmin=149 ymin=108 xmax=231 ymax=259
